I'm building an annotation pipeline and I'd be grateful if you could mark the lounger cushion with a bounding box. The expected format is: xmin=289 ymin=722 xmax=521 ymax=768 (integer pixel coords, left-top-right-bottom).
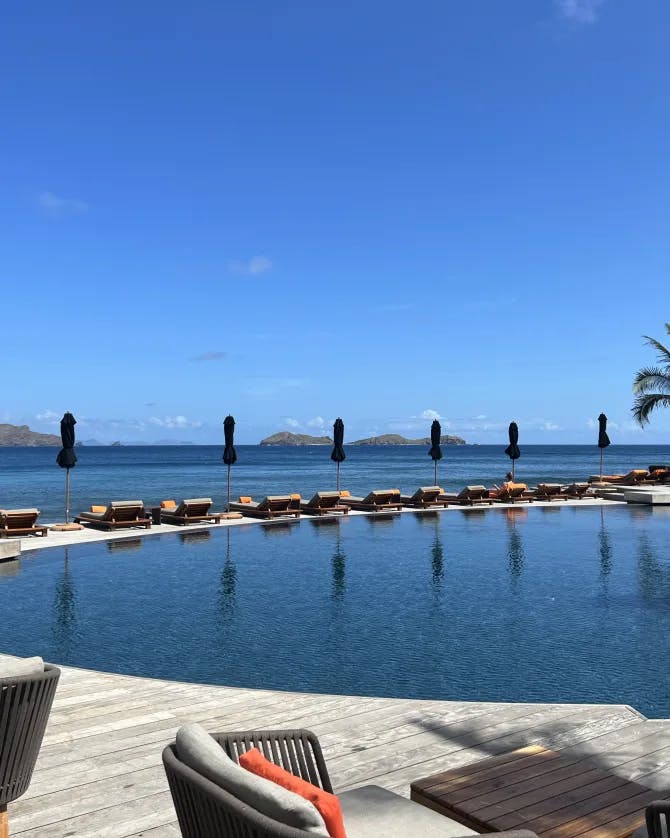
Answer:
xmin=0 ymin=656 xmax=44 ymax=679
xmin=340 ymin=490 xmax=350 ymax=497
xmin=0 ymin=508 xmax=40 ymax=516
xmin=238 ymin=496 xmax=252 ymax=503
xmin=175 ymin=724 xmax=328 ymax=835
xmin=161 ymin=500 xmax=177 ymax=509
xmin=110 ymin=500 xmax=143 ymax=508
xmin=182 ymin=498 xmax=212 ymax=505
xmin=240 ymin=747 xmax=347 ymax=838
xmin=90 ymin=505 xmax=106 ymax=513
xmin=338 ymin=785 xmax=478 ymax=838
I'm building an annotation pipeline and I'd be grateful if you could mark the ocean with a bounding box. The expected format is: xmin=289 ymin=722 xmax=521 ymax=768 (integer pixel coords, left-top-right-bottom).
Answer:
xmin=3 ymin=444 xmax=669 ymax=521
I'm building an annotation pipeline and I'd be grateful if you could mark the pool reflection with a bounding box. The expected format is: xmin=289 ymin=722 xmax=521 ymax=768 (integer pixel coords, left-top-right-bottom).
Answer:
xmin=219 ymin=529 xmax=237 ymax=619
xmin=53 ymin=547 xmax=76 ymax=659
xmin=504 ymin=507 xmax=526 ymax=590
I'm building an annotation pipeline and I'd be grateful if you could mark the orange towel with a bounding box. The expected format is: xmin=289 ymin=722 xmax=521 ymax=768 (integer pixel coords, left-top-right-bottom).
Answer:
xmin=90 ymin=504 xmax=106 ymax=513
xmin=161 ymin=499 xmax=177 ymax=509
xmin=290 ymin=493 xmax=301 ymax=500
xmin=238 ymin=496 xmax=252 ymax=504
xmin=340 ymin=490 xmax=351 ymax=497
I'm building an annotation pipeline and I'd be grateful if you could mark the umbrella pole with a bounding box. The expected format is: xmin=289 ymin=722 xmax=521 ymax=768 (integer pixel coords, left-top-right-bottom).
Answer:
xmin=227 ymin=463 xmax=231 ymax=513
xmin=434 ymin=460 xmax=437 ymax=485
xmin=512 ymin=461 xmax=515 ymax=481
xmin=600 ymin=449 xmax=603 ymax=481
xmin=65 ymin=468 xmax=70 ymax=524
xmin=337 ymin=462 xmax=340 ymax=493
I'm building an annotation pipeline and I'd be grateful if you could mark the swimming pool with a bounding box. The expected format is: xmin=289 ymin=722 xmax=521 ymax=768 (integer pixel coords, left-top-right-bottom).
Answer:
xmin=2 ymin=504 xmax=669 ymax=717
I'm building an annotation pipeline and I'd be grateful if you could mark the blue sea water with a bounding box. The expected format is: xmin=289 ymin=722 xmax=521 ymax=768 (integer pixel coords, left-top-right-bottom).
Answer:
xmin=1 ymin=504 xmax=669 ymax=717
xmin=2 ymin=443 xmax=669 ymax=521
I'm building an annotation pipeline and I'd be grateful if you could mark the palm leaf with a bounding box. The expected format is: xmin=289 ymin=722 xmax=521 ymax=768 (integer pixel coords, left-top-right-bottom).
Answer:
xmin=632 ymin=393 xmax=670 ymax=425
xmin=642 ymin=335 xmax=670 ymax=366
xmin=632 ymin=367 xmax=670 ymax=394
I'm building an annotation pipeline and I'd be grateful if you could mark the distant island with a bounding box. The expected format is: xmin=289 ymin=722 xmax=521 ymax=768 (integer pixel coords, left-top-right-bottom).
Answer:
xmin=260 ymin=431 xmax=466 ymax=446
xmin=351 ymin=433 xmax=465 ymax=445
xmin=0 ymin=423 xmax=60 ymax=446
xmin=261 ymin=432 xmax=333 ymax=446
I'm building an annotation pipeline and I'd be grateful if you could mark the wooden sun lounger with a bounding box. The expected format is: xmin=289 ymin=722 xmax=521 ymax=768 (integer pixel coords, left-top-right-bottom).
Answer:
xmin=535 ymin=483 xmax=569 ymax=501
xmin=439 ymin=485 xmax=493 ymax=506
xmin=228 ymin=495 xmax=301 ymax=519
xmin=399 ymin=486 xmax=449 ymax=508
xmin=588 ymin=470 xmax=649 ymax=485
xmin=561 ymin=482 xmax=591 ymax=498
xmin=0 ymin=508 xmax=48 ymax=538
xmin=160 ymin=498 xmax=222 ymax=525
xmin=299 ymin=492 xmax=349 ymax=516
xmin=340 ymin=490 xmax=403 ymax=512
xmin=74 ymin=501 xmax=152 ymax=530
xmin=491 ymin=483 xmax=535 ymax=504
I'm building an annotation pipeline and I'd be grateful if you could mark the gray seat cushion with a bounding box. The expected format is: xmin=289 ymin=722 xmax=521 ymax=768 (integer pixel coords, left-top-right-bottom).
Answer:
xmin=175 ymin=723 xmax=328 ymax=835
xmin=0 ymin=656 xmax=44 ymax=679
xmin=339 ymin=785 xmax=478 ymax=838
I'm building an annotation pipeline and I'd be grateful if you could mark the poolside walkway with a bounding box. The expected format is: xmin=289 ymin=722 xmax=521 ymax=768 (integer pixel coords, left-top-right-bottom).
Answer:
xmin=5 ymin=655 xmax=670 ymax=838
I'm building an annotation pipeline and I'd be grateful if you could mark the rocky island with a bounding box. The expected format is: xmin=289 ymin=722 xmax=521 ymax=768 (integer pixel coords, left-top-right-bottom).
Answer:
xmin=260 ymin=432 xmax=333 ymax=446
xmin=0 ymin=423 xmax=61 ymax=446
xmin=351 ymin=433 xmax=466 ymax=445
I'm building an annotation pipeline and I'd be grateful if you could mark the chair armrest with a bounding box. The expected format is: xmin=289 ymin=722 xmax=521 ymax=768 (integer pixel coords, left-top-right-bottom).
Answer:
xmin=646 ymin=800 xmax=670 ymax=838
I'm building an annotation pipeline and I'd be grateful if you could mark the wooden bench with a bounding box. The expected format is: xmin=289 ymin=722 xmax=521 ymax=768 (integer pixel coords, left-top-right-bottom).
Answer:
xmin=411 ymin=745 xmax=664 ymax=838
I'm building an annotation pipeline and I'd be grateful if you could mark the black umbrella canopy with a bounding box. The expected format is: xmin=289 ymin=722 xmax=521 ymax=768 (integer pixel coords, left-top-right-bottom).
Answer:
xmin=597 ymin=413 xmax=611 ymax=449
xmin=56 ymin=413 xmax=77 ymax=469
xmin=331 ymin=418 xmax=345 ymax=463
xmin=505 ymin=422 xmax=521 ymax=461
xmin=429 ymin=420 xmax=443 ymax=462
xmin=222 ymin=415 xmax=237 ymax=465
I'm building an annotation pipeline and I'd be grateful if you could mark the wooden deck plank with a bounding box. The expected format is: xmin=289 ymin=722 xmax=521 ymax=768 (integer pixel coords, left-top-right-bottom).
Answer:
xmin=2 ymin=656 xmax=668 ymax=838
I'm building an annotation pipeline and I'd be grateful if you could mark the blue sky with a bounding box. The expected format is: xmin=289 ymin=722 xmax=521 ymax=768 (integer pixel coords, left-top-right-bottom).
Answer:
xmin=3 ymin=0 xmax=669 ymax=444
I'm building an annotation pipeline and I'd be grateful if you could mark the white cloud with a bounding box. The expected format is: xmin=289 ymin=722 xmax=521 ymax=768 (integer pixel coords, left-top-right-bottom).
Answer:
xmin=228 ymin=256 xmax=273 ymax=277
xmin=284 ymin=417 xmax=301 ymax=429
xmin=190 ymin=350 xmax=226 ymax=362
xmin=420 ymin=409 xmax=442 ymax=421
xmin=475 ymin=414 xmax=487 ymax=421
xmin=36 ymin=409 xmax=60 ymax=423
xmin=149 ymin=415 xmax=202 ymax=429
xmin=39 ymin=191 xmax=89 ymax=214
xmin=307 ymin=416 xmax=326 ymax=430
xmin=542 ymin=421 xmax=561 ymax=431
xmin=555 ymin=0 xmax=604 ymax=24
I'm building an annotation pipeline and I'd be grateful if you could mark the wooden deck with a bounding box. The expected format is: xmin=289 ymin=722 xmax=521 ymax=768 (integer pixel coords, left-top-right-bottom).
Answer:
xmin=4 ymin=656 xmax=670 ymax=838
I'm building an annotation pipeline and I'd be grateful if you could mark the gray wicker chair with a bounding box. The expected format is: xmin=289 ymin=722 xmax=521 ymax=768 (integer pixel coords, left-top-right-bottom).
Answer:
xmin=633 ymin=802 xmax=670 ymax=838
xmin=0 ymin=664 xmax=60 ymax=837
xmin=162 ymin=727 xmax=540 ymax=838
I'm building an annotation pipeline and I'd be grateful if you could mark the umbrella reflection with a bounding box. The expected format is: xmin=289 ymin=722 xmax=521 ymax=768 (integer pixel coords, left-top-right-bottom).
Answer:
xmin=332 ymin=530 xmax=346 ymax=601
xmin=598 ymin=507 xmax=612 ymax=582
xmin=505 ymin=508 xmax=526 ymax=589
xmin=430 ymin=521 xmax=444 ymax=592
xmin=219 ymin=529 xmax=237 ymax=618
xmin=53 ymin=547 xmax=76 ymax=657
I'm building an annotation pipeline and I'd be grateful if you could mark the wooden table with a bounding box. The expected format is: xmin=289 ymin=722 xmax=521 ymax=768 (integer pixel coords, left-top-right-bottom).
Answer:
xmin=411 ymin=745 xmax=662 ymax=838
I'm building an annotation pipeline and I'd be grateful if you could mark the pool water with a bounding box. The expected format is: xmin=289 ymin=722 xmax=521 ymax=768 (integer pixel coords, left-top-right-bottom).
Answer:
xmin=2 ymin=504 xmax=670 ymax=717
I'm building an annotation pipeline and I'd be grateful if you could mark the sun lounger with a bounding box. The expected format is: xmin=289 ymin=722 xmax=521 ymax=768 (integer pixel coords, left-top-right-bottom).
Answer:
xmin=641 ymin=467 xmax=670 ymax=484
xmin=160 ymin=498 xmax=222 ymax=525
xmin=588 ymin=470 xmax=649 ymax=485
xmin=340 ymin=489 xmax=403 ymax=511
xmin=74 ymin=500 xmax=151 ymax=530
xmin=439 ymin=485 xmax=493 ymax=506
xmin=491 ymin=483 xmax=534 ymax=503
xmin=399 ymin=486 xmax=449 ymax=508
xmin=299 ymin=491 xmax=349 ymax=516
xmin=535 ymin=483 xmax=569 ymax=501
xmin=228 ymin=495 xmax=301 ymax=519
xmin=0 ymin=508 xmax=48 ymax=538
xmin=561 ymin=482 xmax=591 ymax=498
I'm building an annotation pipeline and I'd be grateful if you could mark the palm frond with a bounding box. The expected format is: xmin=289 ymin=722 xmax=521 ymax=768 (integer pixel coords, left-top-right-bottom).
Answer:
xmin=642 ymin=335 xmax=670 ymax=366
xmin=632 ymin=367 xmax=670 ymax=394
xmin=632 ymin=393 xmax=670 ymax=425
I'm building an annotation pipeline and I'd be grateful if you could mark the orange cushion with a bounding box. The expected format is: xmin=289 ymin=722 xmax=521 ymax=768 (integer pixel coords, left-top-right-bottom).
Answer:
xmin=238 ymin=496 xmax=252 ymax=504
xmin=90 ymin=505 xmax=106 ymax=513
xmin=239 ymin=748 xmax=347 ymax=838
xmin=339 ymin=490 xmax=350 ymax=498
xmin=290 ymin=493 xmax=301 ymax=500
xmin=161 ymin=499 xmax=177 ymax=509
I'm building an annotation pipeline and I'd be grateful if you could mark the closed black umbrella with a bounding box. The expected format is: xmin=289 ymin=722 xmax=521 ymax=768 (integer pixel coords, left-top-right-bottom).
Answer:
xmin=429 ymin=420 xmax=443 ymax=484
xmin=505 ymin=421 xmax=521 ymax=480
xmin=222 ymin=415 xmax=237 ymax=512
xmin=597 ymin=413 xmax=611 ymax=481
xmin=56 ymin=412 xmax=77 ymax=524
xmin=331 ymin=418 xmax=346 ymax=492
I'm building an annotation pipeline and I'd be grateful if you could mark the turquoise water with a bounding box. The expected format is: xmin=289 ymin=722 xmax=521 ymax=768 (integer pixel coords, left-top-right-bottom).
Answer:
xmin=3 ymin=444 xmax=669 ymax=520
xmin=1 ymin=504 xmax=669 ymax=717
